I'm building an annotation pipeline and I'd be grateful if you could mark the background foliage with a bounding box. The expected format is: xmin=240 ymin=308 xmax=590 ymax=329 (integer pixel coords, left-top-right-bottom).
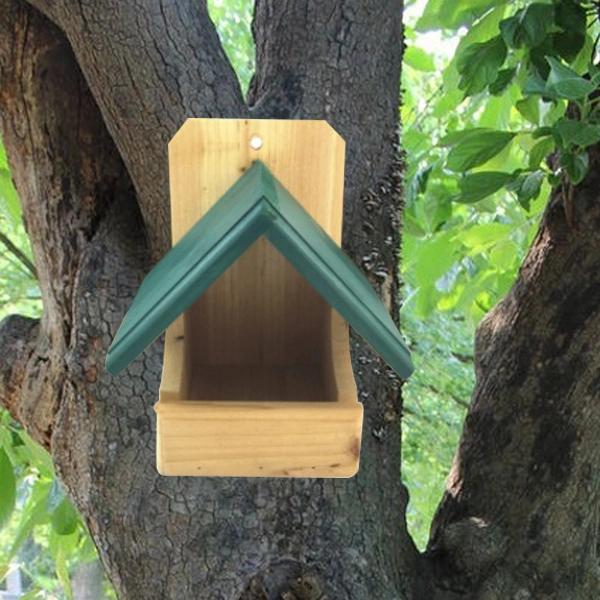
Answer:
xmin=0 ymin=0 xmax=598 ymax=594
xmin=401 ymin=0 xmax=599 ymax=549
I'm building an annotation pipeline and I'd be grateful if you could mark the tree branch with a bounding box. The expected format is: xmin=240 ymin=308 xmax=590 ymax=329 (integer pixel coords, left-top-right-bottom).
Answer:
xmin=0 ymin=0 xmax=135 ymax=447
xmin=250 ymin=0 xmax=403 ymax=204
xmin=23 ymin=0 xmax=248 ymax=257
xmin=428 ymin=149 xmax=600 ymax=596
xmin=0 ymin=230 xmax=37 ymax=278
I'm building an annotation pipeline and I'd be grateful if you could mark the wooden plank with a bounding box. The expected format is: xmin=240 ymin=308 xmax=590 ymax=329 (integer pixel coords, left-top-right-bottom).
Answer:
xmin=159 ymin=316 xmax=187 ymax=402
xmin=156 ymin=402 xmax=363 ymax=477
xmin=170 ymin=120 xmax=345 ymax=369
xmin=155 ymin=402 xmax=361 ymax=420
xmin=186 ymin=365 xmax=329 ymax=401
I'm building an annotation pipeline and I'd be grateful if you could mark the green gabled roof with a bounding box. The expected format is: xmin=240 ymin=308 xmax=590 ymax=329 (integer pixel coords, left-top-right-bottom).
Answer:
xmin=106 ymin=161 xmax=414 ymax=380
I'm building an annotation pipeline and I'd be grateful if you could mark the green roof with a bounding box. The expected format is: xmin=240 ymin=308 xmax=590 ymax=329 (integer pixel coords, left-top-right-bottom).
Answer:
xmin=106 ymin=161 xmax=414 ymax=380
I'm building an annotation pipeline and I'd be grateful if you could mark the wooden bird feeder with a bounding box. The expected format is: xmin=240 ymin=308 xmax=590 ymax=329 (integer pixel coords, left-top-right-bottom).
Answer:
xmin=106 ymin=119 xmax=414 ymax=478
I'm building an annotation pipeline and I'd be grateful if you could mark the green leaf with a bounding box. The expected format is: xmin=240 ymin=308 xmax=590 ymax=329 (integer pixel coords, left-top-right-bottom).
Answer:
xmin=528 ymin=37 xmax=559 ymax=80
xmin=500 ymin=4 xmax=554 ymax=49
xmin=414 ymin=282 xmax=440 ymax=318
xmin=403 ymin=213 xmax=427 ymax=238
xmin=18 ymin=428 xmax=54 ymax=477
xmin=555 ymin=118 xmax=600 ymax=148
xmin=499 ymin=15 xmax=521 ymax=49
xmin=545 ymin=57 xmax=596 ymax=100
xmin=406 ymin=164 xmax=434 ymax=204
xmin=489 ymin=68 xmax=516 ymax=95
xmin=529 ymin=137 xmax=555 ymax=170
xmin=561 ymin=150 xmax=589 ymax=184
xmin=9 ymin=480 xmax=51 ymax=557
xmin=455 ymin=222 xmax=513 ymax=250
xmin=403 ymin=127 xmax=430 ymax=153
xmin=533 ymin=126 xmax=555 ymax=139
xmin=439 ymin=128 xmax=488 ymax=147
xmin=516 ymin=97 xmax=540 ymax=124
xmin=78 ymin=530 xmax=101 ymax=563
xmin=416 ymin=183 xmax=453 ymax=233
xmin=516 ymin=170 xmax=545 ymax=210
xmin=555 ymin=0 xmax=587 ymax=36
xmin=446 ymin=130 xmax=516 ymax=171
xmin=0 ymin=448 xmax=15 ymax=530
xmin=455 ymin=171 xmax=515 ymax=204
xmin=0 ymin=169 xmax=20 ymax=226
xmin=413 ymin=231 xmax=458 ymax=287
xmin=517 ymin=3 xmax=554 ymax=48
xmin=55 ymin=544 xmax=73 ymax=600
xmin=415 ymin=0 xmax=505 ymax=32
xmin=432 ymin=88 xmax=464 ymax=117
xmin=51 ymin=498 xmax=78 ymax=536
xmin=571 ymin=33 xmax=596 ymax=75
xmin=0 ymin=142 xmax=8 ymax=170
xmin=489 ymin=239 xmax=519 ymax=271
xmin=456 ymin=36 xmax=507 ymax=96
xmin=553 ymin=31 xmax=586 ymax=63
xmin=404 ymin=46 xmax=436 ymax=72
xmin=523 ymin=71 xmax=554 ymax=97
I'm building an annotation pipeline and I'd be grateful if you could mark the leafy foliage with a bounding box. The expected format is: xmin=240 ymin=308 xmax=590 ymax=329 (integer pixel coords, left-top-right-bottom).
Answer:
xmin=402 ymin=0 xmax=600 ymax=322
xmin=444 ymin=129 xmax=516 ymax=172
xmin=453 ymin=0 xmax=600 ymax=198
xmin=401 ymin=0 xmax=599 ymax=548
xmin=456 ymin=36 xmax=508 ymax=95
xmin=0 ymin=406 xmax=112 ymax=598
xmin=0 ymin=147 xmax=40 ymax=319
xmin=401 ymin=309 xmax=473 ymax=550
xmin=0 ymin=449 xmax=16 ymax=530
xmin=207 ymin=0 xmax=255 ymax=95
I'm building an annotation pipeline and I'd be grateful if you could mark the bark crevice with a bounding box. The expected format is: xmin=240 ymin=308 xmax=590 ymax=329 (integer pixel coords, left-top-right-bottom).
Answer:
xmin=24 ymin=0 xmax=248 ymax=257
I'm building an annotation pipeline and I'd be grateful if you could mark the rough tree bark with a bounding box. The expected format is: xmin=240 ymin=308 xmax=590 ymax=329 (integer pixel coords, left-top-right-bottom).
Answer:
xmin=0 ymin=1 xmax=423 ymax=599
xmin=428 ymin=154 xmax=600 ymax=599
xmin=0 ymin=0 xmax=598 ymax=599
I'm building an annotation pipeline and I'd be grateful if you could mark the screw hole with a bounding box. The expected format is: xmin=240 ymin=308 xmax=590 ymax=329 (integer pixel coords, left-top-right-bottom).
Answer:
xmin=250 ymin=136 xmax=263 ymax=150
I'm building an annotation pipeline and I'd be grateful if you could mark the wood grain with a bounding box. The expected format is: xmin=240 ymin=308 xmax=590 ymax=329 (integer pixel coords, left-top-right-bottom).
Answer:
xmin=157 ymin=119 xmax=362 ymax=477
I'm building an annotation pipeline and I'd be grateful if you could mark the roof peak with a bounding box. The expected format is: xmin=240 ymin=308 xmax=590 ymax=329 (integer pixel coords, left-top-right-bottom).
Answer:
xmin=106 ymin=160 xmax=414 ymax=380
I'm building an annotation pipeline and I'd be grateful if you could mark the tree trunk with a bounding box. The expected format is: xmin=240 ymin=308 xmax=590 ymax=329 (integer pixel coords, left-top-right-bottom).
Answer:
xmin=0 ymin=1 xmax=424 ymax=598
xmin=0 ymin=0 xmax=599 ymax=599
xmin=428 ymin=157 xmax=600 ymax=598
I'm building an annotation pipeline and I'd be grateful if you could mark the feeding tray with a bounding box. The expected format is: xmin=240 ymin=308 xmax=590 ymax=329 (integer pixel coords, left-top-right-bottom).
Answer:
xmin=106 ymin=119 xmax=414 ymax=477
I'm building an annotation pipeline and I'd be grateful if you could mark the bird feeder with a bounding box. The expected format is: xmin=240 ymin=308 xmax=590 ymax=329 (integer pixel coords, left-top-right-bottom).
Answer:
xmin=106 ymin=119 xmax=414 ymax=478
